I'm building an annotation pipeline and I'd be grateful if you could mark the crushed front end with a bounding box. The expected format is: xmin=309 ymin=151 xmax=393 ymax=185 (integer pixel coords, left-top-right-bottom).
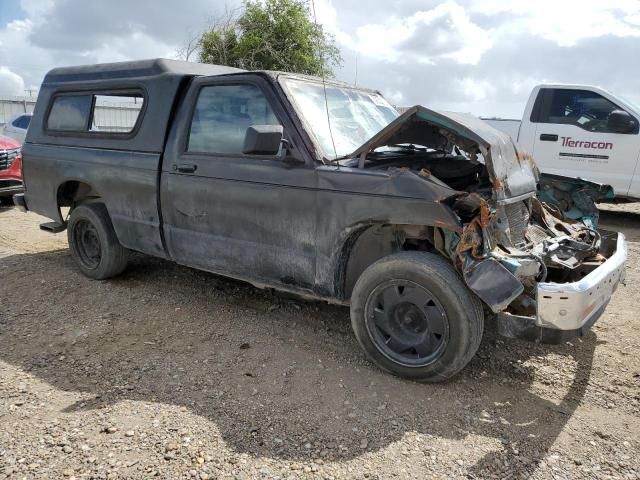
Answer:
xmin=347 ymin=105 xmax=627 ymax=343
xmin=446 ymin=191 xmax=626 ymax=343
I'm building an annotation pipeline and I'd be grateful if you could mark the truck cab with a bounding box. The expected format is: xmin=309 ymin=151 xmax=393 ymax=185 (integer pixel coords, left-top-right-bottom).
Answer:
xmin=517 ymin=84 xmax=640 ymax=200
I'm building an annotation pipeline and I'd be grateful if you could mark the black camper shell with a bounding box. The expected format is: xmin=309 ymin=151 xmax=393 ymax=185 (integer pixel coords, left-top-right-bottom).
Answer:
xmin=28 ymin=58 xmax=243 ymax=153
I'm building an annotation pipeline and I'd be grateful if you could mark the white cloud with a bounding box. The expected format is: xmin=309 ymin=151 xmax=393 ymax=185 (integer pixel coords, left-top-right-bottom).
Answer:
xmin=0 ymin=18 xmax=51 ymax=91
xmin=469 ymin=0 xmax=640 ymax=46
xmin=0 ymin=0 xmax=237 ymax=91
xmin=330 ymin=1 xmax=492 ymax=65
xmin=456 ymin=78 xmax=494 ymax=102
xmin=316 ymin=0 xmax=640 ymax=116
xmin=383 ymin=89 xmax=406 ymax=105
xmin=0 ymin=66 xmax=25 ymax=95
xmin=1 ymin=0 xmax=640 ymax=118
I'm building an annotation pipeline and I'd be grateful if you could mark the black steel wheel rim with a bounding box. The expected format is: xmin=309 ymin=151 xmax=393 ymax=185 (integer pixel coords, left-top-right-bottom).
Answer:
xmin=73 ymin=219 xmax=102 ymax=270
xmin=364 ymin=280 xmax=449 ymax=367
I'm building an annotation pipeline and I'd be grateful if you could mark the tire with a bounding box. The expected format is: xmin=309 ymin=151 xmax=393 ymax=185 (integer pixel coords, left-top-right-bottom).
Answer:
xmin=350 ymin=251 xmax=483 ymax=382
xmin=67 ymin=203 xmax=128 ymax=280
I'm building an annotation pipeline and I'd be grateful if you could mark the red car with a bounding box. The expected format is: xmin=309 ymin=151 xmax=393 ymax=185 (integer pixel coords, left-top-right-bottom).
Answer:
xmin=0 ymin=135 xmax=22 ymax=204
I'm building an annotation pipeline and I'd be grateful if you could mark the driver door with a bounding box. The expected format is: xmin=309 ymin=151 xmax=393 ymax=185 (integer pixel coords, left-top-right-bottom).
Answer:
xmin=161 ymin=75 xmax=318 ymax=290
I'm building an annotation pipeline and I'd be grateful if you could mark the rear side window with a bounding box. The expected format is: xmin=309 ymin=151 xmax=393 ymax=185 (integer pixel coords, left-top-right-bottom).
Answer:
xmin=47 ymin=91 xmax=144 ymax=134
xmin=48 ymin=95 xmax=92 ymax=131
xmin=188 ymin=84 xmax=281 ymax=154
xmin=532 ymin=88 xmax=632 ymax=133
xmin=91 ymin=95 xmax=144 ymax=133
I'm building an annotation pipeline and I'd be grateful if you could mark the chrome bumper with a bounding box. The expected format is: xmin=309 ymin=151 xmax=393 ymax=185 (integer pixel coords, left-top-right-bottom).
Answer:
xmin=0 ymin=182 xmax=23 ymax=197
xmin=536 ymin=232 xmax=627 ymax=330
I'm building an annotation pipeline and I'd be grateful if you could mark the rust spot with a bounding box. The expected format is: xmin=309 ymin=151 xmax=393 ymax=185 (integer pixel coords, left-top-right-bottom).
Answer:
xmin=450 ymin=193 xmax=495 ymax=264
xmin=452 ymin=192 xmax=493 ymax=228
xmin=480 ymin=203 xmax=491 ymax=227
xmin=455 ymin=218 xmax=484 ymax=261
xmin=466 ymin=193 xmax=491 ymax=227
xmin=518 ymin=150 xmax=540 ymax=175
xmin=518 ymin=150 xmax=535 ymax=164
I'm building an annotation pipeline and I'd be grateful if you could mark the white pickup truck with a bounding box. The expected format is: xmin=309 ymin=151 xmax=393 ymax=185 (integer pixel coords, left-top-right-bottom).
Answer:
xmin=483 ymin=84 xmax=640 ymax=200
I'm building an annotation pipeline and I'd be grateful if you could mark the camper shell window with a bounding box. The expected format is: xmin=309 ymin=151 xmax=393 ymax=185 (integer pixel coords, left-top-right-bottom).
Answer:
xmin=47 ymin=95 xmax=92 ymax=132
xmin=46 ymin=91 xmax=145 ymax=136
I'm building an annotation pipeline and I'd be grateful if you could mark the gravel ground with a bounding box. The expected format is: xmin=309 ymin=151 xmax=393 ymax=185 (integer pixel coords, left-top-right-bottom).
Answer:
xmin=0 ymin=204 xmax=638 ymax=480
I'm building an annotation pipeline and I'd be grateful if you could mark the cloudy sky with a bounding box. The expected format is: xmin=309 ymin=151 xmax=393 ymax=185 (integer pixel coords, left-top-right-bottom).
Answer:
xmin=1 ymin=0 xmax=639 ymax=117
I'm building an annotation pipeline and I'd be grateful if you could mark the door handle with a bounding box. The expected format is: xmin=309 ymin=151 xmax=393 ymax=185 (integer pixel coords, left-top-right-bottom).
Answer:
xmin=539 ymin=133 xmax=558 ymax=142
xmin=174 ymin=163 xmax=198 ymax=173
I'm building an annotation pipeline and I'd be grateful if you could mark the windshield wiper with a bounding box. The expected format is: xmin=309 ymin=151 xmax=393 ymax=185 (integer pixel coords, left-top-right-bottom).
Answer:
xmin=389 ymin=143 xmax=427 ymax=152
xmin=330 ymin=153 xmax=354 ymax=162
xmin=329 ymin=144 xmax=429 ymax=164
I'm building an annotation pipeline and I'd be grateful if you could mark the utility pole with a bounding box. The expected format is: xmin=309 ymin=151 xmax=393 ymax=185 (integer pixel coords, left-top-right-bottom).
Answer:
xmin=354 ymin=53 xmax=358 ymax=87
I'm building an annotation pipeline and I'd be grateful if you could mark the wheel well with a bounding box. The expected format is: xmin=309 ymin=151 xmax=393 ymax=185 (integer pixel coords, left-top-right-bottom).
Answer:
xmin=339 ymin=224 xmax=436 ymax=300
xmin=57 ymin=181 xmax=99 ymax=209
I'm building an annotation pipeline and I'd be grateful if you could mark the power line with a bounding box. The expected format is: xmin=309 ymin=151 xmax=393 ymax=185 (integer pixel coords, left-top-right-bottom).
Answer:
xmin=310 ymin=0 xmax=338 ymax=163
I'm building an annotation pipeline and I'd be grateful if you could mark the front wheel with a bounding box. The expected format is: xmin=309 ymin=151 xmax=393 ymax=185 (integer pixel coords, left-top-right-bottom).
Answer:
xmin=67 ymin=203 xmax=128 ymax=280
xmin=350 ymin=251 xmax=484 ymax=382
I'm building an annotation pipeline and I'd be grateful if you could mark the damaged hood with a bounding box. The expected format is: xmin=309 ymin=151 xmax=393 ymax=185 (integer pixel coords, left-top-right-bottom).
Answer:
xmin=348 ymin=105 xmax=538 ymax=203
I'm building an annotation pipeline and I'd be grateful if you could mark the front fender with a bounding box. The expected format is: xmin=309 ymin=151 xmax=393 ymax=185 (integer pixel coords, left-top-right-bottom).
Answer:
xmin=314 ymin=165 xmax=463 ymax=300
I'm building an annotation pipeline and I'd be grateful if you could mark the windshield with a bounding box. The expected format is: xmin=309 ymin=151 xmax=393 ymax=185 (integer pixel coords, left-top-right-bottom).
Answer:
xmin=280 ymin=77 xmax=399 ymax=160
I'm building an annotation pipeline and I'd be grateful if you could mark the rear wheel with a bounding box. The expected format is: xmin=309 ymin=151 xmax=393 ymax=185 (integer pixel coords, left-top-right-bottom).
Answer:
xmin=67 ymin=203 xmax=128 ymax=279
xmin=350 ymin=251 xmax=483 ymax=382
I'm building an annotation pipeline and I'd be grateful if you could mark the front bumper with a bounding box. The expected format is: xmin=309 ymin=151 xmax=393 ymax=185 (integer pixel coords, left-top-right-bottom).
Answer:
xmin=497 ymin=232 xmax=627 ymax=343
xmin=0 ymin=179 xmax=23 ymax=198
xmin=537 ymin=232 xmax=627 ymax=329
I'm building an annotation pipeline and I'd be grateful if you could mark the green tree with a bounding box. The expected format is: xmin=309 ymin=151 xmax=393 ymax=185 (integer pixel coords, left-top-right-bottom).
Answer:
xmin=197 ymin=0 xmax=341 ymax=77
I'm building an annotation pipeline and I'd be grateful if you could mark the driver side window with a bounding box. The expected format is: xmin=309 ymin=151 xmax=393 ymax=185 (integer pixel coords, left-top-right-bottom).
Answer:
xmin=188 ymin=84 xmax=281 ymax=154
xmin=533 ymin=88 xmax=631 ymax=133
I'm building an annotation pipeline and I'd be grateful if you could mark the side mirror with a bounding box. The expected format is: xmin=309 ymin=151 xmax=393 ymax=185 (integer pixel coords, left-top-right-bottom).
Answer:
xmin=242 ymin=124 xmax=284 ymax=155
xmin=607 ymin=110 xmax=637 ymax=134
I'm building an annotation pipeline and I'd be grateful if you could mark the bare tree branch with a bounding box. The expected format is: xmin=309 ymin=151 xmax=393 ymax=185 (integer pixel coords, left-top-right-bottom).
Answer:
xmin=176 ymin=32 xmax=202 ymax=61
xmin=176 ymin=6 xmax=242 ymax=62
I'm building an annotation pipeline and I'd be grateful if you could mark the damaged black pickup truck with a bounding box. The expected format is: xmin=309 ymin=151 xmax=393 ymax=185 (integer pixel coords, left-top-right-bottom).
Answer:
xmin=15 ymin=59 xmax=627 ymax=382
